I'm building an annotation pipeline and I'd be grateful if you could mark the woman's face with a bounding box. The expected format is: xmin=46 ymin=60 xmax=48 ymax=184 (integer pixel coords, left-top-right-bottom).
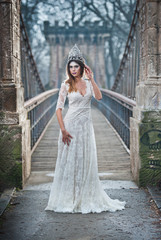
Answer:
xmin=69 ymin=61 xmax=81 ymax=78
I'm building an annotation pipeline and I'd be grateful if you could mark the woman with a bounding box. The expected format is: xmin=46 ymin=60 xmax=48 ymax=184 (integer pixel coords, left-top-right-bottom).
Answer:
xmin=45 ymin=44 xmax=126 ymax=213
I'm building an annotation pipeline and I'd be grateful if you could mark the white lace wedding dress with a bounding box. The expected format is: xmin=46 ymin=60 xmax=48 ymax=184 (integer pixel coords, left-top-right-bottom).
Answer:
xmin=45 ymin=79 xmax=126 ymax=214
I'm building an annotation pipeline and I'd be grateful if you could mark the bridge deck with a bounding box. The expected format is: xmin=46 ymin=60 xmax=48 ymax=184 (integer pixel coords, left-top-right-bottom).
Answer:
xmin=26 ymin=106 xmax=133 ymax=186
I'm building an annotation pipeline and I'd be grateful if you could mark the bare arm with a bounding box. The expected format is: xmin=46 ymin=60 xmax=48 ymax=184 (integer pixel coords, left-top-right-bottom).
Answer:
xmin=56 ymin=108 xmax=73 ymax=146
xmin=90 ymin=78 xmax=102 ymax=100
xmin=85 ymin=65 xmax=102 ymax=100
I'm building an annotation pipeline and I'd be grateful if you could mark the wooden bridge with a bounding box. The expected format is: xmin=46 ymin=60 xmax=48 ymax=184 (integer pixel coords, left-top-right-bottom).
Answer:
xmin=26 ymin=106 xmax=132 ymax=186
xmin=1 ymin=1 xmax=161 ymax=239
xmin=0 ymin=0 xmax=161 ymax=194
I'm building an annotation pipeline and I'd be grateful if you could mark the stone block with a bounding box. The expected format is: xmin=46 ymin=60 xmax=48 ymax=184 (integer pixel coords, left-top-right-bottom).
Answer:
xmin=147 ymin=54 xmax=158 ymax=76
xmin=0 ymin=111 xmax=19 ymax=125
xmin=136 ymin=84 xmax=161 ymax=110
xmin=144 ymin=85 xmax=161 ymax=109
xmin=13 ymin=57 xmax=21 ymax=84
xmin=140 ymin=14 xmax=146 ymax=34
xmin=147 ymin=28 xmax=158 ymax=55
xmin=139 ymin=56 xmax=147 ymax=80
xmin=140 ymin=28 xmax=158 ymax=57
xmin=12 ymin=1 xmax=20 ymax=37
xmin=0 ymin=2 xmax=12 ymax=31
xmin=1 ymin=87 xmax=16 ymax=112
xmin=22 ymin=119 xmax=31 ymax=185
xmin=130 ymin=117 xmax=140 ymax=184
xmin=135 ymin=85 xmax=145 ymax=109
xmin=13 ymin=26 xmax=20 ymax=60
xmin=141 ymin=110 xmax=161 ymax=123
xmin=146 ymin=1 xmax=158 ymax=28
xmin=140 ymin=32 xmax=147 ymax=58
xmin=16 ymin=86 xmax=24 ymax=113
xmin=139 ymin=121 xmax=161 ymax=187
xmin=0 ymin=29 xmax=12 ymax=58
xmin=0 ymin=124 xmax=22 ymax=191
xmin=139 ymin=2 xmax=146 ymax=31
xmin=0 ymin=56 xmax=13 ymax=80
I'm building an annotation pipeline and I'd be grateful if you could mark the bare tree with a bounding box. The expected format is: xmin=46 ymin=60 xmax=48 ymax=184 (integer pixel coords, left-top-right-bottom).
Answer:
xmin=21 ymin=0 xmax=136 ymax=89
xmin=82 ymin=0 xmax=136 ymax=87
xmin=21 ymin=0 xmax=59 ymax=87
xmin=21 ymin=0 xmax=59 ymax=42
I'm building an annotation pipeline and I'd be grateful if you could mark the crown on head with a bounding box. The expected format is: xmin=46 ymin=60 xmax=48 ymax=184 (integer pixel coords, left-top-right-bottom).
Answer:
xmin=67 ymin=44 xmax=85 ymax=64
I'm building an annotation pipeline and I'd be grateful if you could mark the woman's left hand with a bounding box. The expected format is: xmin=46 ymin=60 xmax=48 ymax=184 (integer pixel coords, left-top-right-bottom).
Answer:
xmin=84 ymin=64 xmax=102 ymax=100
xmin=84 ymin=64 xmax=94 ymax=80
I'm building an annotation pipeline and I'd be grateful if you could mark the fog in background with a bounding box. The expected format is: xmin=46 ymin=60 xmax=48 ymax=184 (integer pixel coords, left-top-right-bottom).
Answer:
xmin=21 ymin=0 xmax=136 ymax=89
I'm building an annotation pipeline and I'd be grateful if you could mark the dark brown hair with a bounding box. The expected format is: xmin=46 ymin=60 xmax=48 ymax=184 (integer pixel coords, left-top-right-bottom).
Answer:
xmin=66 ymin=60 xmax=85 ymax=93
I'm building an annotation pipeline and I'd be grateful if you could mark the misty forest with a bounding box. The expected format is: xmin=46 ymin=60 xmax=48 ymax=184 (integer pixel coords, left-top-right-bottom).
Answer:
xmin=21 ymin=0 xmax=136 ymax=89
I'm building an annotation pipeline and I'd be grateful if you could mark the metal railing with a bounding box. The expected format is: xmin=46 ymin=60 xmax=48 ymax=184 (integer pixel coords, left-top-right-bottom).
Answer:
xmin=20 ymin=14 xmax=45 ymax=101
xmin=111 ymin=0 xmax=140 ymax=100
xmin=92 ymin=89 xmax=136 ymax=150
xmin=25 ymin=89 xmax=59 ymax=151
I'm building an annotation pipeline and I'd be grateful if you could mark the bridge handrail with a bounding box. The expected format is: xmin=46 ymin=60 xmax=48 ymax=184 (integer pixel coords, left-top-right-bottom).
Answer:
xmin=24 ymin=89 xmax=59 ymax=151
xmin=111 ymin=0 xmax=140 ymax=99
xmin=93 ymin=90 xmax=136 ymax=150
xmin=100 ymin=88 xmax=136 ymax=108
xmin=20 ymin=14 xmax=45 ymax=100
xmin=24 ymin=89 xmax=59 ymax=111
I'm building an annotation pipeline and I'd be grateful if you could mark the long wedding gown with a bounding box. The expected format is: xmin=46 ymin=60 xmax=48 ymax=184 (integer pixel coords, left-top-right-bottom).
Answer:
xmin=45 ymin=79 xmax=126 ymax=214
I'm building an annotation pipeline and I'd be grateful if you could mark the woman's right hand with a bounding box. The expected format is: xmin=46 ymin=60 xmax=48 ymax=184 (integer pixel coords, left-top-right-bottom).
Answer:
xmin=61 ymin=129 xmax=73 ymax=146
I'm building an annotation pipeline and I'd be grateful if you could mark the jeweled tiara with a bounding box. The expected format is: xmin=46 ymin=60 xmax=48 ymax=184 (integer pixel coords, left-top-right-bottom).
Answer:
xmin=67 ymin=44 xmax=85 ymax=64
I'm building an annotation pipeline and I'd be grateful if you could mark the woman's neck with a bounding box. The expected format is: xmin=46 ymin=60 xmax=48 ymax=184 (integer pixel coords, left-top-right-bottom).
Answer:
xmin=74 ymin=76 xmax=82 ymax=83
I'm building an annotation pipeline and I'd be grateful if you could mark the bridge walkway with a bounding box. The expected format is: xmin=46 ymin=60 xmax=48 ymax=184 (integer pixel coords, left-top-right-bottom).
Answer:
xmin=26 ymin=106 xmax=132 ymax=186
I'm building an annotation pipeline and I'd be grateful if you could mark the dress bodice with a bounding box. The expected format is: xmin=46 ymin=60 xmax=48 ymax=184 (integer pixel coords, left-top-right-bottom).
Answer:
xmin=56 ymin=80 xmax=95 ymax=110
xmin=56 ymin=79 xmax=96 ymax=125
xmin=56 ymin=80 xmax=95 ymax=111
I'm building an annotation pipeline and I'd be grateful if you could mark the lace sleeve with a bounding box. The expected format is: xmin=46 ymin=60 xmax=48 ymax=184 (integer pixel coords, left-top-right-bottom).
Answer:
xmin=56 ymin=82 xmax=68 ymax=111
xmin=89 ymin=81 xmax=95 ymax=98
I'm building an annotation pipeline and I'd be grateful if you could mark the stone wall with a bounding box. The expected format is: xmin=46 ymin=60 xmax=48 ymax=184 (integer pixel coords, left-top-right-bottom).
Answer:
xmin=0 ymin=0 xmax=30 ymax=192
xmin=130 ymin=0 xmax=161 ymax=186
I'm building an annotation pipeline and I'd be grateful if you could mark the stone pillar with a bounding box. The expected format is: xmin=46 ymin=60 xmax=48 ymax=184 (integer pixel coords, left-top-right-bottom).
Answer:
xmin=0 ymin=0 xmax=26 ymax=190
xmin=130 ymin=0 xmax=161 ymax=186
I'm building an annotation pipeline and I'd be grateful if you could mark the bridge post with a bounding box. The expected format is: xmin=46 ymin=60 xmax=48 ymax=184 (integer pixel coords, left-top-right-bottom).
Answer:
xmin=0 ymin=0 xmax=30 ymax=190
xmin=130 ymin=0 xmax=161 ymax=186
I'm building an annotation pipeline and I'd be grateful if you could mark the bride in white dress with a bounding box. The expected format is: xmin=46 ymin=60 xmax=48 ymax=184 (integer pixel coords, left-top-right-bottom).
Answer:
xmin=45 ymin=44 xmax=126 ymax=214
